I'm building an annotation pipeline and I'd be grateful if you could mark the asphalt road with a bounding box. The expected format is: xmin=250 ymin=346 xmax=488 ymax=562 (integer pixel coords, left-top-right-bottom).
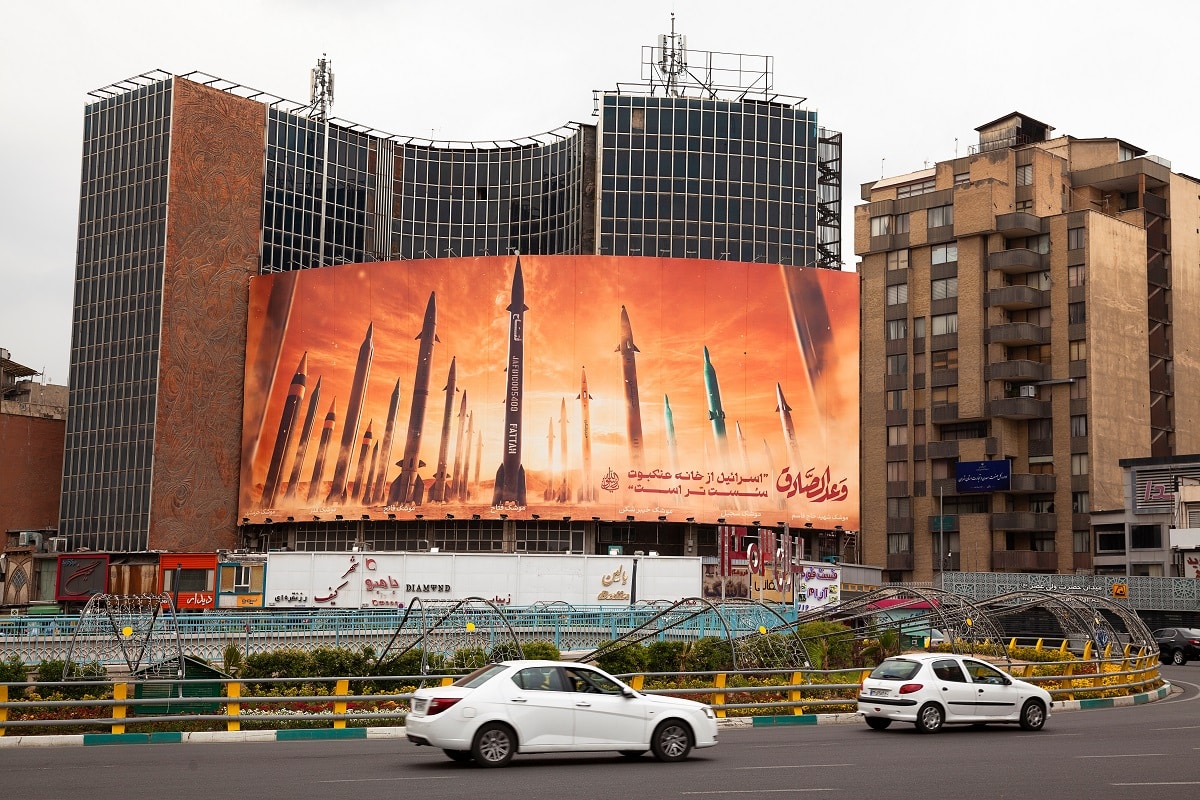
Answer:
xmin=3 ymin=666 xmax=1198 ymax=800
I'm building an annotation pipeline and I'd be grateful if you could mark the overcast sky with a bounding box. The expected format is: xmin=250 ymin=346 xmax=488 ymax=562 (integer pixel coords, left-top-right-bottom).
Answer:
xmin=3 ymin=0 xmax=1196 ymax=385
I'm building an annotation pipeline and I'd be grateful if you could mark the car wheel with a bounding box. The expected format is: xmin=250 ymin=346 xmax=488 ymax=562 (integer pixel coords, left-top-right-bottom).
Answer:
xmin=443 ymin=749 xmax=473 ymax=763
xmin=865 ymin=717 xmax=891 ymax=731
xmin=1019 ymin=700 xmax=1046 ymax=732
xmin=1172 ymin=649 xmax=1187 ymax=666
xmin=471 ymin=722 xmax=516 ymax=768
xmin=650 ymin=719 xmax=693 ymax=762
xmin=619 ymin=750 xmax=646 ymax=758
xmin=915 ymin=703 xmax=944 ymax=734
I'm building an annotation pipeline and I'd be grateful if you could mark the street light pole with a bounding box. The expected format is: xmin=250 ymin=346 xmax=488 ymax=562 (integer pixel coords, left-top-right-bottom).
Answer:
xmin=938 ymin=486 xmax=945 ymax=588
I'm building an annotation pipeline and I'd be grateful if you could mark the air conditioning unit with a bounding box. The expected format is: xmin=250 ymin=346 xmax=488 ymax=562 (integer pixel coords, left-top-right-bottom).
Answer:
xmin=48 ymin=537 xmax=67 ymax=553
xmin=1019 ymin=385 xmax=1038 ymax=398
xmin=18 ymin=531 xmax=42 ymax=548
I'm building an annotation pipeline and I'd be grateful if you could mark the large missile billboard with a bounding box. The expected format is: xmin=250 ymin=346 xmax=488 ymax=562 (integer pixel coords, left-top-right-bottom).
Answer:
xmin=240 ymin=256 xmax=858 ymax=528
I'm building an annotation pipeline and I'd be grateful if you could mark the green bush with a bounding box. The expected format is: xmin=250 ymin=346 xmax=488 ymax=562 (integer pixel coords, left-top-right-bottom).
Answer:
xmin=0 ymin=653 xmax=28 ymax=683
xmin=520 ymin=640 xmax=561 ymax=661
xmin=592 ymin=640 xmax=646 ymax=675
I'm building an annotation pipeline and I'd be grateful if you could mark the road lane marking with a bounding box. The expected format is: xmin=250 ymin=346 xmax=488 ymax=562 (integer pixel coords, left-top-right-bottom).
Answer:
xmin=735 ymin=764 xmax=853 ymax=770
xmin=318 ymin=777 xmax=451 ymax=783
xmin=1077 ymin=754 xmax=1166 ymax=758
xmin=1113 ymin=782 xmax=1200 ymax=787
xmin=683 ymin=790 xmax=837 ymax=795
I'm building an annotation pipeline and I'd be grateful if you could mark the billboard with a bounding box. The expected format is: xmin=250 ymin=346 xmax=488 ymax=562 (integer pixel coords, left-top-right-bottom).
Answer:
xmin=239 ymin=256 xmax=859 ymax=527
xmin=955 ymin=459 xmax=1011 ymax=493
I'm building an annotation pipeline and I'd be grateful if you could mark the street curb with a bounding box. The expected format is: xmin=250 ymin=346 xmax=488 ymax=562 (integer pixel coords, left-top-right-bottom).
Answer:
xmin=0 ymin=683 xmax=1171 ymax=747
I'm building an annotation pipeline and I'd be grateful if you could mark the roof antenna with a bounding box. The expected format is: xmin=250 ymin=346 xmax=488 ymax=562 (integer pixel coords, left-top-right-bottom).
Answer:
xmin=309 ymin=54 xmax=334 ymax=121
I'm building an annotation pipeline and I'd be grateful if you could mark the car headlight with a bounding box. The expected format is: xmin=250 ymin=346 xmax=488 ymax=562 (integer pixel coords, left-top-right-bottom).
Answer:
xmin=703 ymin=706 xmax=716 ymax=719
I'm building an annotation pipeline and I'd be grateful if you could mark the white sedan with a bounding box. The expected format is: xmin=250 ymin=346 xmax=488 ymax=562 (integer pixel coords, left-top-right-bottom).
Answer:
xmin=405 ymin=659 xmax=718 ymax=766
xmin=857 ymin=652 xmax=1052 ymax=733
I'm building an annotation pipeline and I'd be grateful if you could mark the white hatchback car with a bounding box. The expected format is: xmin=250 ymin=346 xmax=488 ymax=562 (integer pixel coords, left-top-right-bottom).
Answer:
xmin=405 ymin=659 xmax=719 ymax=766
xmin=857 ymin=652 xmax=1052 ymax=733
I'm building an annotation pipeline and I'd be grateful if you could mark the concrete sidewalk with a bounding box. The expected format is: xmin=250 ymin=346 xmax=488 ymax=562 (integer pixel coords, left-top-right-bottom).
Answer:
xmin=0 ymin=683 xmax=1173 ymax=747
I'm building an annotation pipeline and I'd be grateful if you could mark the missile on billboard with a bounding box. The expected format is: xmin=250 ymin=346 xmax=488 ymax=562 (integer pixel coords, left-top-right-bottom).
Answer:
xmin=664 ymin=393 xmax=678 ymax=477
xmin=390 ymin=292 xmax=439 ymax=506
xmin=364 ymin=441 xmax=379 ymax=505
xmin=351 ymin=420 xmax=374 ymax=501
xmin=450 ymin=389 xmax=468 ymax=502
xmin=472 ymin=426 xmax=482 ymax=499
xmin=577 ymin=367 xmax=595 ymax=502
xmin=557 ymin=397 xmax=569 ymax=502
xmin=460 ymin=410 xmax=474 ymax=501
xmin=306 ymin=397 xmax=337 ymax=503
xmin=261 ymin=352 xmax=308 ymax=508
xmin=327 ymin=324 xmax=374 ymax=504
xmin=703 ymin=346 xmax=730 ymax=463
xmin=776 ymin=381 xmax=802 ymax=468
xmin=544 ymin=416 xmax=555 ymax=501
xmin=493 ymin=258 xmax=528 ymax=508
xmin=368 ymin=379 xmax=401 ymax=505
xmin=429 ymin=357 xmax=458 ymax=502
xmin=284 ymin=374 xmax=322 ymax=501
xmin=617 ymin=305 xmax=645 ymax=469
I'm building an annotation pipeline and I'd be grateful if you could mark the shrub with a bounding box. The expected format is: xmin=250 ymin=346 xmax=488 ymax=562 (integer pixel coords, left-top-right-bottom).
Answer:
xmin=592 ymin=641 xmax=646 ymax=675
xmin=520 ymin=640 xmax=561 ymax=661
xmin=644 ymin=640 xmax=689 ymax=674
xmin=0 ymin=654 xmax=28 ymax=683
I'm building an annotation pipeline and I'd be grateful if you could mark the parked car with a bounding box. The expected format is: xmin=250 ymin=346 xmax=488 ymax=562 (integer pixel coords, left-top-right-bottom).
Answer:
xmin=1153 ymin=628 xmax=1200 ymax=665
xmin=857 ymin=652 xmax=1052 ymax=734
xmin=405 ymin=659 xmax=719 ymax=767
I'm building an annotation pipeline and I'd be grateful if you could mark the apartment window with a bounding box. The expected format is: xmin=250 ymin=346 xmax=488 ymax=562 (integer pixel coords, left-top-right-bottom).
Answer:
xmin=940 ymin=422 xmax=986 ymax=440
xmin=931 ymin=243 xmax=958 ymax=265
xmin=1073 ymin=530 xmax=1090 ymax=553
xmin=1068 ymin=302 xmax=1086 ymax=324
xmin=894 ymin=213 xmax=910 ymax=234
xmin=1032 ymin=531 xmax=1055 ymax=552
xmin=1119 ymin=144 xmax=1137 ymax=162
xmin=886 ymin=461 xmax=909 ymax=481
xmin=1016 ymin=199 xmax=1033 ymax=212
xmin=1069 ymin=340 xmax=1087 ymax=361
xmin=887 ymin=497 xmax=911 ymax=517
xmin=932 ymin=276 xmax=958 ymax=300
xmin=931 ymin=349 xmax=958 ymax=370
xmin=932 ymin=385 xmax=958 ymax=405
xmin=887 ymin=425 xmax=908 ymax=446
xmin=897 ymin=178 xmax=936 ymax=198
xmin=887 ymin=249 xmax=910 ymax=270
xmin=931 ymin=313 xmax=958 ymax=335
xmin=931 ymin=459 xmax=954 ymax=480
xmin=1030 ymin=494 xmax=1055 ymax=513
xmin=1016 ymin=164 xmax=1033 ymax=186
xmin=871 ymin=215 xmax=892 ymax=237
xmin=1067 ymin=226 xmax=1085 ymax=250
xmin=887 ymin=389 xmax=907 ymax=411
xmin=886 ymin=354 xmax=908 ymax=375
xmin=887 ymin=284 xmax=909 ymax=305
xmin=1010 ymin=233 xmax=1050 ymax=254
xmin=913 ymin=352 xmax=926 ymax=375
xmin=914 ymin=423 xmax=927 ymax=446
xmin=887 ymin=533 xmax=913 ymax=554
xmin=1070 ymin=376 xmax=1087 ymax=400
xmin=1068 ymin=414 xmax=1087 ymax=438
xmin=1095 ymin=525 xmax=1125 ymax=554
xmin=1071 ymin=453 xmax=1089 ymax=476
xmin=954 ymin=171 xmax=969 ymax=186
xmin=887 ymin=319 xmax=908 ymax=340
xmin=1072 ymin=492 xmax=1089 ymax=513
xmin=928 ymin=205 xmax=954 ymax=228
xmin=1067 ymin=264 xmax=1087 ymax=287
xmin=1131 ymin=525 xmax=1161 ymax=549
xmin=913 ymin=317 xmax=926 ymax=339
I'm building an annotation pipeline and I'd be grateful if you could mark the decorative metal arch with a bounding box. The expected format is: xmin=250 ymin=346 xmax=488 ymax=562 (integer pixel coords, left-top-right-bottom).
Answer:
xmin=980 ymin=590 xmax=1155 ymax=657
xmin=62 ymin=593 xmax=183 ymax=679
xmin=578 ymin=597 xmax=745 ymax=670
xmin=1065 ymin=591 xmax=1155 ymax=654
xmin=372 ymin=596 xmax=524 ymax=674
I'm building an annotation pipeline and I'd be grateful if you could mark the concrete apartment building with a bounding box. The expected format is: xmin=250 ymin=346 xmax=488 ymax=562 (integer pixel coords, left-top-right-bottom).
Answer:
xmin=857 ymin=112 xmax=1200 ymax=582
xmin=1 ymin=348 xmax=67 ymax=541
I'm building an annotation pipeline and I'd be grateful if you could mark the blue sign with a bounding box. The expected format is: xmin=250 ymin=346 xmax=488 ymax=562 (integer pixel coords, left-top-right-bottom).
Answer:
xmin=955 ymin=459 xmax=1011 ymax=493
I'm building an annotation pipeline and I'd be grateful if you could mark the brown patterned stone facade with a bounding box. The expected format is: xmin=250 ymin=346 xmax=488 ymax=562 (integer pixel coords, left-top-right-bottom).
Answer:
xmin=151 ymin=78 xmax=265 ymax=553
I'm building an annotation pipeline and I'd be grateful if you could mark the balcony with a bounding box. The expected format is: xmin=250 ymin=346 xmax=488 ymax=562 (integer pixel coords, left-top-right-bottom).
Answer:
xmin=931 ymin=403 xmax=959 ymax=423
xmin=992 ymin=549 xmax=1058 ymax=572
xmin=887 ymin=552 xmax=914 ymax=572
xmin=991 ymin=512 xmax=1058 ymax=532
xmin=1007 ymin=473 xmax=1056 ymax=493
xmin=995 ymin=212 xmax=1047 ymax=237
xmin=986 ymin=322 xmax=1049 ymax=346
xmin=987 ymin=248 xmax=1050 ymax=274
xmin=988 ymin=396 xmax=1051 ymax=419
xmin=926 ymin=440 xmax=960 ymax=459
xmin=987 ymin=285 xmax=1048 ymax=310
xmin=986 ymin=359 xmax=1047 ymax=383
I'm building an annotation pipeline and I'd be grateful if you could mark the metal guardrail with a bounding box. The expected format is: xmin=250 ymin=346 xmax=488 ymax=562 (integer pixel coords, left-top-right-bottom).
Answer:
xmin=0 ymin=647 xmax=1166 ymax=735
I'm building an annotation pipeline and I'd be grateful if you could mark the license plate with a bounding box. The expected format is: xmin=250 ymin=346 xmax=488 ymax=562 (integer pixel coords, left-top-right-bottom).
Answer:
xmin=413 ymin=698 xmax=428 ymax=714
xmin=869 ymin=688 xmax=890 ymax=697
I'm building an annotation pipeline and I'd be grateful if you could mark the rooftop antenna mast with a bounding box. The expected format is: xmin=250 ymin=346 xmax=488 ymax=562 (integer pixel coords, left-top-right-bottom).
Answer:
xmin=657 ymin=14 xmax=687 ymax=96
xmin=309 ymin=54 xmax=335 ymax=121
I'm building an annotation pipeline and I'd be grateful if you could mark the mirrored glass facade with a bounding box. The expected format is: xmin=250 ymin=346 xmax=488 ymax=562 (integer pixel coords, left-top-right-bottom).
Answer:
xmin=63 ymin=81 xmax=172 ymax=551
xmin=598 ymin=94 xmax=820 ymax=265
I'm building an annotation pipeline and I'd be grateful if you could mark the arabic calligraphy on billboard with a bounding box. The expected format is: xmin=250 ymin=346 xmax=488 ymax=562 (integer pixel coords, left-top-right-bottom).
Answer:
xmin=955 ymin=459 xmax=1011 ymax=493
xmin=239 ymin=256 xmax=859 ymax=527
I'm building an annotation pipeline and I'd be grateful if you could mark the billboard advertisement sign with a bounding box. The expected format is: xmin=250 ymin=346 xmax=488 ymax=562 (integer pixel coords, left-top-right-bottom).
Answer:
xmin=239 ymin=256 xmax=859 ymax=527
xmin=955 ymin=459 xmax=1011 ymax=493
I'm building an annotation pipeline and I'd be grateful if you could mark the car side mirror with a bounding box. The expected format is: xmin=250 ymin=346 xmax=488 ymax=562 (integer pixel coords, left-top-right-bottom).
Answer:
xmin=622 ymin=687 xmax=636 ymax=698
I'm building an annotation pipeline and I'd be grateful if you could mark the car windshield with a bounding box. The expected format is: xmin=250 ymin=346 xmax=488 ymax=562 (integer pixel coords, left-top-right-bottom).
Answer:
xmin=453 ymin=663 xmax=509 ymax=688
xmin=1179 ymin=628 xmax=1200 ymax=638
xmin=869 ymin=659 xmax=922 ymax=680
